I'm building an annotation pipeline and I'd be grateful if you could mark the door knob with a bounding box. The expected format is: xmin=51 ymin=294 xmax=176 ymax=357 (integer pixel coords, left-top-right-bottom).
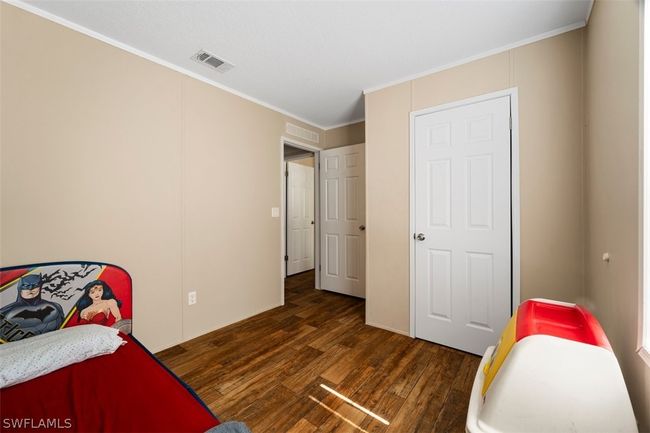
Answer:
xmin=416 ymin=233 xmax=426 ymax=241
xmin=311 ymin=221 xmax=314 ymax=225
xmin=359 ymin=225 xmax=366 ymax=231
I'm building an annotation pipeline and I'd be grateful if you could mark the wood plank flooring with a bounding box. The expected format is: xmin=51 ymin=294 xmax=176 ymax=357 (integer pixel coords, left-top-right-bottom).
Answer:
xmin=156 ymin=270 xmax=480 ymax=433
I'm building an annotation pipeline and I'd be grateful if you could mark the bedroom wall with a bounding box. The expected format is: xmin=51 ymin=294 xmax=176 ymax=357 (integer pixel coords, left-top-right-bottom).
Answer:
xmin=0 ymin=3 xmax=323 ymax=352
xmin=322 ymin=121 xmax=365 ymax=149
xmin=583 ymin=0 xmax=649 ymax=429
xmin=365 ymin=29 xmax=585 ymax=334
xmin=291 ymin=157 xmax=315 ymax=167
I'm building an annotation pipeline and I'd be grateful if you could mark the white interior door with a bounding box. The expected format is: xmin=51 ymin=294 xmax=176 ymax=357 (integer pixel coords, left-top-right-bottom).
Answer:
xmin=414 ymin=96 xmax=512 ymax=355
xmin=287 ymin=161 xmax=315 ymax=275
xmin=320 ymin=143 xmax=365 ymax=298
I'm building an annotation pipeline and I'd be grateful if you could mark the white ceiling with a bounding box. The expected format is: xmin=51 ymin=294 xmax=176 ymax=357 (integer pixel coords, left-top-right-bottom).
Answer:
xmin=20 ymin=0 xmax=591 ymax=129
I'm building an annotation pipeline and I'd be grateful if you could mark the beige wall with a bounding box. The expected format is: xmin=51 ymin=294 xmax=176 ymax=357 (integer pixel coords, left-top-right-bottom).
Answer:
xmin=584 ymin=1 xmax=650 ymax=429
xmin=2 ymin=1 xmax=648 ymax=424
xmin=365 ymin=30 xmax=585 ymax=333
xmin=291 ymin=156 xmax=314 ymax=167
xmin=0 ymin=3 xmax=323 ymax=352
xmin=323 ymin=121 xmax=365 ymax=149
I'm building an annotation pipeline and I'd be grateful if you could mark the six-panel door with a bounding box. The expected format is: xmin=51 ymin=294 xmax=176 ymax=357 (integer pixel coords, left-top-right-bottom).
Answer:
xmin=320 ymin=143 xmax=366 ymax=298
xmin=414 ymin=96 xmax=512 ymax=355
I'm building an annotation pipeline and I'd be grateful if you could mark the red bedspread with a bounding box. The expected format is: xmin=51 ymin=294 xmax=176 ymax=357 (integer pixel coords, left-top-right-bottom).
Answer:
xmin=0 ymin=334 xmax=219 ymax=432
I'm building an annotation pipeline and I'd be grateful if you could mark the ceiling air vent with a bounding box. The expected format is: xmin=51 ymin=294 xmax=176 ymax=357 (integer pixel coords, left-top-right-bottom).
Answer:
xmin=192 ymin=50 xmax=234 ymax=73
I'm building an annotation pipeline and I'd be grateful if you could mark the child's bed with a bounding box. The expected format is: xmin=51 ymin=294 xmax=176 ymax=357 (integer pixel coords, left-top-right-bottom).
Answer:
xmin=0 ymin=261 xmax=221 ymax=433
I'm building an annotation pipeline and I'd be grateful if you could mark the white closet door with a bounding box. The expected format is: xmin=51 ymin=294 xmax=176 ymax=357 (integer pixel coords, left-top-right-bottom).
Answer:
xmin=320 ymin=143 xmax=365 ymax=298
xmin=287 ymin=161 xmax=314 ymax=275
xmin=414 ymin=96 xmax=511 ymax=355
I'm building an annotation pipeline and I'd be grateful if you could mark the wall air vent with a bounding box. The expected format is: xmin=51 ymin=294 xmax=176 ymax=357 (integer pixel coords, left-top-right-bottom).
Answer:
xmin=192 ymin=50 xmax=234 ymax=73
xmin=286 ymin=122 xmax=320 ymax=144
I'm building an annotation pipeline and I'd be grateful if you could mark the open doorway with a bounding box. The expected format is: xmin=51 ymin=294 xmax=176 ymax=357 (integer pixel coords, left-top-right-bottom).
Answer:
xmin=285 ymin=145 xmax=315 ymax=276
xmin=281 ymin=139 xmax=321 ymax=304
xmin=280 ymin=139 xmax=367 ymax=305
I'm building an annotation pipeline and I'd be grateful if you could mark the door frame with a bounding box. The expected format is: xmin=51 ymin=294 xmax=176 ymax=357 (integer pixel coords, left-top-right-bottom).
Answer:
xmin=280 ymin=137 xmax=321 ymax=305
xmin=408 ymin=87 xmax=521 ymax=338
xmin=286 ymin=160 xmax=315 ymax=277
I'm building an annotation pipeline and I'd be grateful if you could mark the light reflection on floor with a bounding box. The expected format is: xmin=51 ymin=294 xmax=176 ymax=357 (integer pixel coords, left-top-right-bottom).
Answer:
xmin=308 ymin=395 xmax=371 ymax=433
xmin=319 ymin=383 xmax=390 ymax=426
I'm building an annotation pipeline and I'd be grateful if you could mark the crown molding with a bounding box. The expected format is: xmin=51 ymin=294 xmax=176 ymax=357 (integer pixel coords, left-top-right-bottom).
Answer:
xmin=363 ymin=20 xmax=587 ymax=95
xmin=324 ymin=117 xmax=366 ymax=131
xmin=2 ymin=0 xmax=331 ymax=131
xmin=586 ymin=0 xmax=595 ymax=24
xmin=4 ymin=0 xmax=589 ymax=128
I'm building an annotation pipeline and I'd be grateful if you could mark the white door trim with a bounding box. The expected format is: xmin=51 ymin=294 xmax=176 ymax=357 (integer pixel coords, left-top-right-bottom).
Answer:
xmin=408 ymin=87 xmax=521 ymax=338
xmin=280 ymin=137 xmax=321 ymax=305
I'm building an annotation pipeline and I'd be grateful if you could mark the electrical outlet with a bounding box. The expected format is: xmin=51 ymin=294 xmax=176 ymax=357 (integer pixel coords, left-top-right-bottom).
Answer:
xmin=188 ymin=291 xmax=197 ymax=305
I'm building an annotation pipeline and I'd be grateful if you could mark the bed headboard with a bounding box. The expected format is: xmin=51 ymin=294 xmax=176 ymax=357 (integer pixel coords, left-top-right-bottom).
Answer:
xmin=0 ymin=261 xmax=132 ymax=343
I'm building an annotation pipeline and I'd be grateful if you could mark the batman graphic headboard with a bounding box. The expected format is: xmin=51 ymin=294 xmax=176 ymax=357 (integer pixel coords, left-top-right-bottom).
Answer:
xmin=0 ymin=261 xmax=132 ymax=343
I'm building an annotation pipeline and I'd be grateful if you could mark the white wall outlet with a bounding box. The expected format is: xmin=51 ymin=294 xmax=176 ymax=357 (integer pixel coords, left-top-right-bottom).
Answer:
xmin=271 ymin=207 xmax=280 ymax=218
xmin=188 ymin=291 xmax=197 ymax=305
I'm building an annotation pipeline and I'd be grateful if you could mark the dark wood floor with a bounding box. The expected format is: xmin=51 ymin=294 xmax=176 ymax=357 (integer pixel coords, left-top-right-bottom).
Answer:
xmin=157 ymin=270 xmax=480 ymax=433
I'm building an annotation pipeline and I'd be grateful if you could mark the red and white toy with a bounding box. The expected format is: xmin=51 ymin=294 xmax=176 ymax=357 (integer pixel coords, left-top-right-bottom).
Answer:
xmin=466 ymin=298 xmax=638 ymax=433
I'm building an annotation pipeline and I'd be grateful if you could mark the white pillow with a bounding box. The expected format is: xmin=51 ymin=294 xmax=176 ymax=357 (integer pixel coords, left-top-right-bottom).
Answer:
xmin=0 ymin=324 xmax=125 ymax=389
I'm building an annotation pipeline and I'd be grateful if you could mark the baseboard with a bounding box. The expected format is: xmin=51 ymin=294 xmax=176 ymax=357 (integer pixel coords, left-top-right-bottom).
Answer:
xmin=154 ymin=302 xmax=283 ymax=353
xmin=186 ymin=302 xmax=283 ymax=342
xmin=158 ymin=306 xmax=410 ymax=353
xmin=365 ymin=321 xmax=412 ymax=337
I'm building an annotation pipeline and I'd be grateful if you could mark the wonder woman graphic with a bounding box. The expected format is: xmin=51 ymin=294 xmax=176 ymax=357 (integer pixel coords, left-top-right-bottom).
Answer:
xmin=75 ymin=280 xmax=122 ymax=326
